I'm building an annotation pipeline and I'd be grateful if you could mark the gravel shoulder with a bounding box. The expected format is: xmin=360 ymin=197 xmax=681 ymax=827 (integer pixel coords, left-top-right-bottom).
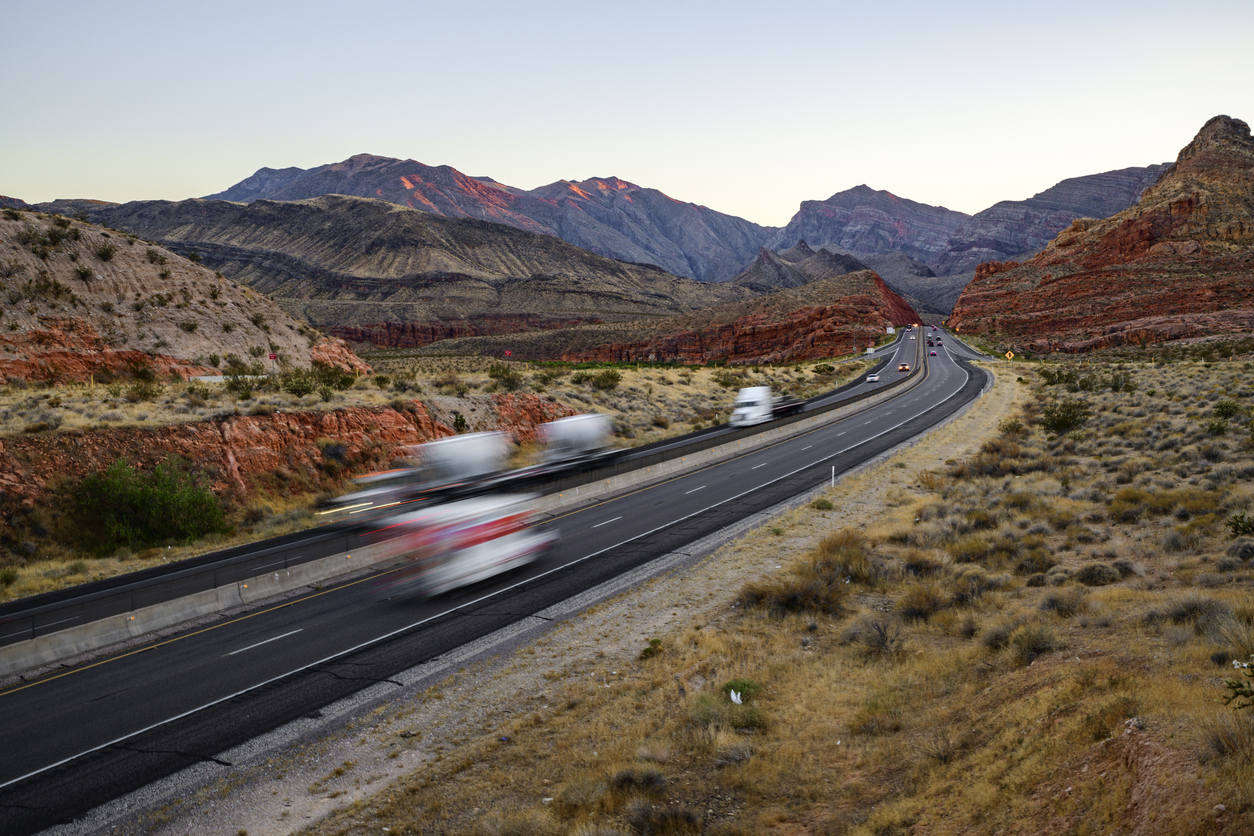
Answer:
xmin=58 ymin=363 xmax=1022 ymax=836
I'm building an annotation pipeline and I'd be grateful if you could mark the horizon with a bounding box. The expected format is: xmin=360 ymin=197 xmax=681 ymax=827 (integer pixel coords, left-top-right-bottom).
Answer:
xmin=2 ymin=0 xmax=1251 ymax=227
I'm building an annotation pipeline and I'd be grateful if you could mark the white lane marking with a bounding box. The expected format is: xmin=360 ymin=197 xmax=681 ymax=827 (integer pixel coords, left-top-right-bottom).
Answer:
xmin=684 ymin=486 xmax=706 ymax=495
xmin=227 ymin=629 xmax=303 ymax=657
xmin=0 ymin=364 xmax=976 ymax=793
xmin=837 ymin=431 xmax=846 ymax=436
xmin=593 ymin=516 xmax=623 ymax=528
xmin=801 ymin=445 xmax=812 ymax=451
xmin=751 ymin=463 xmax=768 ymax=470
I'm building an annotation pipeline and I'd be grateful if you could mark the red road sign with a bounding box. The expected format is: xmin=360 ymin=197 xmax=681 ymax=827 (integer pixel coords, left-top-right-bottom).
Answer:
xmin=269 ymin=353 xmax=277 ymax=360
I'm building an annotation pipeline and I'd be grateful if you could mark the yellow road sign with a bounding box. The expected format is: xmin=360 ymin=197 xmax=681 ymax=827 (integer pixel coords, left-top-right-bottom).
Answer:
xmin=1005 ymin=351 xmax=1015 ymax=360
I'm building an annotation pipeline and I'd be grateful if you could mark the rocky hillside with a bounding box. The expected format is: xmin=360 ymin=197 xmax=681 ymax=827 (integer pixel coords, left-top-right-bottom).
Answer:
xmin=419 ymin=269 xmax=920 ymax=365
xmin=767 ymin=166 xmax=1170 ymax=282
xmin=0 ymin=208 xmax=367 ymax=384
xmin=949 ymin=115 xmax=1254 ymax=352
xmin=929 ymin=164 xmax=1172 ymax=276
xmin=95 ymin=195 xmax=753 ymax=350
xmin=204 ymin=155 xmax=770 ymax=282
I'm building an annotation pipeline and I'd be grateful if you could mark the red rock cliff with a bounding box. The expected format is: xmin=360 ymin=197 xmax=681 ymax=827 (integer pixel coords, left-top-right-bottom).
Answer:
xmin=0 ymin=394 xmax=576 ymax=518
xmin=950 ymin=115 xmax=1254 ymax=352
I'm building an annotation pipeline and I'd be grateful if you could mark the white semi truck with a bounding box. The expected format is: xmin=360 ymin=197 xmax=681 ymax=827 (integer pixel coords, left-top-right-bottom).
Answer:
xmin=729 ymin=386 xmax=804 ymax=427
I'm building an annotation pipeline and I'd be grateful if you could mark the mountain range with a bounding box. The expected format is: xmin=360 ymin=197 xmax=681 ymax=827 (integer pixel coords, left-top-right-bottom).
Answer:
xmin=950 ymin=115 xmax=1254 ymax=352
xmin=200 ymin=155 xmax=1171 ymax=291
xmin=94 ymin=195 xmax=754 ymax=347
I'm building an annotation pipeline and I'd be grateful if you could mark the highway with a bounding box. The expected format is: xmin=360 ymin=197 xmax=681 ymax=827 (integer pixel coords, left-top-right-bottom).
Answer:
xmin=0 ymin=334 xmax=986 ymax=834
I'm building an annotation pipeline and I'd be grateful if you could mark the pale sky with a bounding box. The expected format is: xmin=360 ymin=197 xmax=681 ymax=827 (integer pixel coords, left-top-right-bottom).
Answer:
xmin=4 ymin=0 xmax=1252 ymax=227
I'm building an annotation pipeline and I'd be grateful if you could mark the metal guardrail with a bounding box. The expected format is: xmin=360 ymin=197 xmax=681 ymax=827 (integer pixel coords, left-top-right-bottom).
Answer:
xmin=0 ymin=337 xmax=923 ymax=648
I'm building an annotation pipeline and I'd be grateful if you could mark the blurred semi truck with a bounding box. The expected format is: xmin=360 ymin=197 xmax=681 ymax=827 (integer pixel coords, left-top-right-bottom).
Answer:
xmin=729 ymin=387 xmax=803 ymax=427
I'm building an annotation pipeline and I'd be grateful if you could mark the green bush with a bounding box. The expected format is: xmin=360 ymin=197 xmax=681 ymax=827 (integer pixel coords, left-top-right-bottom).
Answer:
xmin=73 ymin=458 xmax=226 ymax=554
xmin=282 ymin=370 xmax=317 ymax=397
xmin=1040 ymin=398 xmax=1093 ymax=434
xmin=487 ymin=362 xmax=523 ymax=391
xmin=1227 ymin=513 xmax=1254 ymax=538
xmin=1214 ymin=398 xmax=1245 ymax=420
xmin=0 ymin=567 xmax=17 ymax=586
xmin=591 ymin=369 xmax=622 ymax=391
xmin=94 ymin=242 xmax=117 ymax=261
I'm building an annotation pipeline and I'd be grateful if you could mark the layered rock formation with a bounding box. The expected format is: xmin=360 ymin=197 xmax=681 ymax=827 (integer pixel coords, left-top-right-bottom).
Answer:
xmin=0 ymin=209 xmax=369 ymax=384
xmin=766 ymin=167 xmax=1170 ymax=284
xmin=204 ymin=156 xmax=770 ymax=282
xmin=929 ymin=165 xmax=1171 ymax=276
xmin=96 ymin=195 xmax=752 ymax=349
xmin=417 ymin=270 xmax=920 ymax=366
xmin=949 ymin=115 xmax=1254 ymax=352
xmin=0 ymin=394 xmax=574 ymax=511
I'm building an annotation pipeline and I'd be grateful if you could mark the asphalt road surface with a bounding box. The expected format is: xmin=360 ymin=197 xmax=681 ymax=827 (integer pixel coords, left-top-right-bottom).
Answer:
xmin=0 ymin=340 xmax=987 ymax=834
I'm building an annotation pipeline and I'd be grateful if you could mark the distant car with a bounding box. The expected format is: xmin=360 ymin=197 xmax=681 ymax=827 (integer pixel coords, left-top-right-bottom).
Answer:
xmin=930 ymin=350 xmax=937 ymax=356
xmin=898 ymin=363 xmax=910 ymax=372
xmin=866 ymin=373 xmax=880 ymax=382
xmin=932 ymin=326 xmax=938 ymax=331
xmin=910 ymin=336 xmax=915 ymax=340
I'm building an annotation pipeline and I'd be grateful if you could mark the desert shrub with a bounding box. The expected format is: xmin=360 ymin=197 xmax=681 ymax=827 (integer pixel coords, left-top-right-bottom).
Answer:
xmin=738 ymin=573 xmax=846 ymax=617
xmin=0 ymin=567 xmax=17 ymax=586
xmin=1040 ymin=587 xmax=1087 ymax=617
xmin=609 ymin=767 xmax=666 ymax=795
xmin=282 ymin=370 xmax=317 ymax=397
xmin=145 ymin=248 xmax=167 ymax=265
xmin=312 ymin=361 xmax=356 ymax=391
xmin=1009 ymin=621 xmax=1064 ymax=665
xmin=947 ymin=535 xmax=991 ymax=564
xmin=901 ymin=549 xmax=943 ymax=576
xmin=487 ymin=362 xmax=523 ymax=391
xmin=1112 ymin=558 xmax=1137 ymax=578
xmin=1227 ymin=516 xmax=1254 ymax=539
xmin=1149 ymin=594 xmax=1232 ymax=634
xmin=591 ymin=369 xmax=622 ymax=391
xmin=950 ymin=565 xmax=1004 ymax=604
xmin=1213 ymin=398 xmax=1245 ymax=420
xmin=897 ymin=582 xmax=946 ymax=621
xmin=844 ymin=614 xmax=904 ymax=659
xmin=711 ymin=369 xmax=741 ymax=389
xmin=1204 ymin=418 xmax=1229 ymax=436
xmin=178 ymin=320 xmax=198 ymax=332
xmin=124 ymin=380 xmax=160 ymax=402
xmin=1015 ymin=548 xmax=1058 ymax=575
xmin=1074 ymin=562 xmax=1121 ymax=587
xmin=1040 ymin=398 xmax=1093 ymax=434
xmin=625 ymin=801 xmax=701 ymax=836
xmin=1202 ymin=712 xmax=1254 ymax=762
xmin=94 ymin=242 xmax=116 ymax=261
xmin=72 ymin=457 xmax=226 ymax=554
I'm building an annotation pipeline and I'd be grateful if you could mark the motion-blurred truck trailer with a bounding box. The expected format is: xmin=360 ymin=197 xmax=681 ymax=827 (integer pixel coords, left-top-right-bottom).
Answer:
xmin=729 ymin=386 xmax=803 ymax=427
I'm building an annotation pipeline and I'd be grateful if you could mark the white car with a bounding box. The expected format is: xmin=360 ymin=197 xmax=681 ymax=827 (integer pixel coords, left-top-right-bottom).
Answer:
xmin=866 ymin=373 xmax=880 ymax=382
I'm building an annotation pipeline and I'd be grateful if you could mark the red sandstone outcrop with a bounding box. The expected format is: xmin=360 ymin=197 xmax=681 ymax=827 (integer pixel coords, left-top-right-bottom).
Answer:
xmin=310 ymin=336 xmax=373 ymax=375
xmin=0 ymin=317 xmax=217 ymax=385
xmin=562 ymin=273 xmax=920 ymax=365
xmin=0 ymin=395 xmax=576 ymax=515
xmin=950 ymin=115 xmax=1254 ymax=351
